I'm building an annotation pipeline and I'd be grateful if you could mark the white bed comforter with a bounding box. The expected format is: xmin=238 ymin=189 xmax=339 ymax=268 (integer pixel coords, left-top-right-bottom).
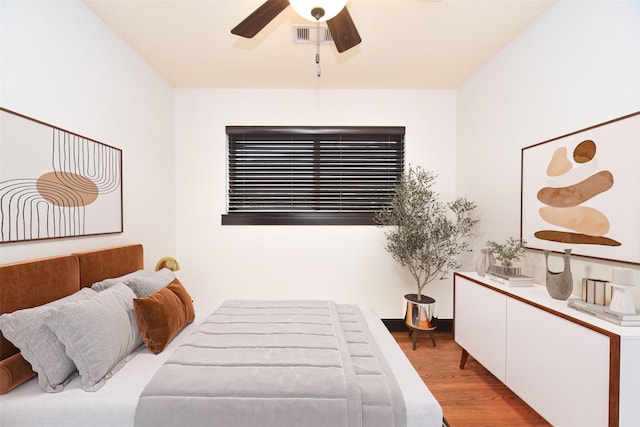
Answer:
xmin=0 ymin=305 xmax=442 ymax=427
xmin=136 ymin=300 xmax=405 ymax=427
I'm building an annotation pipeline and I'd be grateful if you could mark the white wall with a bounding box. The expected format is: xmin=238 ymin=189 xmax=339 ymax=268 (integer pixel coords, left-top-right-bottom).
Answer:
xmin=0 ymin=1 xmax=176 ymax=268
xmin=174 ymin=89 xmax=458 ymax=317
xmin=4 ymin=0 xmax=638 ymax=319
xmin=457 ymin=1 xmax=640 ymax=305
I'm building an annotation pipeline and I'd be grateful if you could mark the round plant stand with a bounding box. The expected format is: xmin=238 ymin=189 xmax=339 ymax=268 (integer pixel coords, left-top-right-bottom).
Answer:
xmin=404 ymin=294 xmax=436 ymax=350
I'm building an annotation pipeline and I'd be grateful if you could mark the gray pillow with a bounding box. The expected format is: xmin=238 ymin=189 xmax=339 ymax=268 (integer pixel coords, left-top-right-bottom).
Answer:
xmin=124 ymin=268 xmax=175 ymax=297
xmin=91 ymin=269 xmax=146 ymax=292
xmin=0 ymin=287 xmax=97 ymax=392
xmin=44 ymin=283 xmax=143 ymax=392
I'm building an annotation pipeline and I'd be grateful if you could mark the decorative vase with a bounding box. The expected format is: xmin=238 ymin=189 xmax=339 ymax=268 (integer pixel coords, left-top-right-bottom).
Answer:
xmin=544 ymin=249 xmax=573 ymax=300
xmin=476 ymin=249 xmax=488 ymax=276
xmin=487 ymin=251 xmax=495 ymax=273
xmin=476 ymin=249 xmax=496 ymax=276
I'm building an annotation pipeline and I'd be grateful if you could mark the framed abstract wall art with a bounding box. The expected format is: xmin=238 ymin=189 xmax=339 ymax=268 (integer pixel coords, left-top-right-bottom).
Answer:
xmin=521 ymin=111 xmax=640 ymax=265
xmin=0 ymin=108 xmax=123 ymax=243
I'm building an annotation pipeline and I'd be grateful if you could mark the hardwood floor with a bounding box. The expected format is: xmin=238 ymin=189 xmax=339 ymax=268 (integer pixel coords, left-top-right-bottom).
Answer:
xmin=393 ymin=330 xmax=551 ymax=427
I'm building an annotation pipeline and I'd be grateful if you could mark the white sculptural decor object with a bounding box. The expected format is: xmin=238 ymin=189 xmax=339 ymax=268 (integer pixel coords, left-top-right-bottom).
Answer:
xmin=609 ymin=267 xmax=636 ymax=314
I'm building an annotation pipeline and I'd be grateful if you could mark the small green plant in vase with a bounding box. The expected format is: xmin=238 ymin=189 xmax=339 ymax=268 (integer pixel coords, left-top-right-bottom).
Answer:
xmin=486 ymin=237 xmax=527 ymax=276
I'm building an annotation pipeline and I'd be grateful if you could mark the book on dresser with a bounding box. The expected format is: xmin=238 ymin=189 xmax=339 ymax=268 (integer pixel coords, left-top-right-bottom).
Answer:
xmin=567 ymin=298 xmax=640 ymax=326
xmin=485 ymin=271 xmax=533 ymax=287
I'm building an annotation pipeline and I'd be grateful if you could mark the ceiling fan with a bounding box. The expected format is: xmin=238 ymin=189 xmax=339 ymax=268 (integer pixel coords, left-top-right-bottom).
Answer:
xmin=231 ymin=0 xmax=362 ymax=53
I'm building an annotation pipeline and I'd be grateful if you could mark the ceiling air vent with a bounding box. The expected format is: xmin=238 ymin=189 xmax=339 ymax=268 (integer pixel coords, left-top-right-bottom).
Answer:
xmin=292 ymin=25 xmax=334 ymax=44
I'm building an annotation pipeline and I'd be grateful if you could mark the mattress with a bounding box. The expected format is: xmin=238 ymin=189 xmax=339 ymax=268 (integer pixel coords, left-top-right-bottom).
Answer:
xmin=0 ymin=306 xmax=442 ymax=427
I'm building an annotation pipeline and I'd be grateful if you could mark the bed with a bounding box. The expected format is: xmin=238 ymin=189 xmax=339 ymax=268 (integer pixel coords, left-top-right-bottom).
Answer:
xmin=0 ymin=244 xmax=442 ymax=426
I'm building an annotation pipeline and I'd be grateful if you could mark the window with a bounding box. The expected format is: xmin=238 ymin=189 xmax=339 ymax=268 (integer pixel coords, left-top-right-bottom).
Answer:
xmin=222 ymin=126 xmax=405 ymax=225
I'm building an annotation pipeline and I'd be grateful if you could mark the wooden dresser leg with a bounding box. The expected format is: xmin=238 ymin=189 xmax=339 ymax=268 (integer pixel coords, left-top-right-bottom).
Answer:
xmin=459 ymin=348 xmax=469 ymax=369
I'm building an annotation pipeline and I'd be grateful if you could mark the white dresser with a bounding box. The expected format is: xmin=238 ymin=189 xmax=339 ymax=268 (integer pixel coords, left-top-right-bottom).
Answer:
xmin=454 ymin=272 xmax=640 ymax=427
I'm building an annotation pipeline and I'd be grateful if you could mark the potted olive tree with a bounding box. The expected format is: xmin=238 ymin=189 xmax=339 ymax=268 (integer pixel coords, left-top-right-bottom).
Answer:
xmin=375 ymin=165 xmax=478 ymax=347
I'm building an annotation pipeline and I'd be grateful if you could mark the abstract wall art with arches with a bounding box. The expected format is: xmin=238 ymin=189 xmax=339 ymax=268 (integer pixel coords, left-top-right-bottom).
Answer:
xmin=521 ymin=111 xmax=640 ymax=265
xmin=0 ymin=108 xmax=122 ymax=243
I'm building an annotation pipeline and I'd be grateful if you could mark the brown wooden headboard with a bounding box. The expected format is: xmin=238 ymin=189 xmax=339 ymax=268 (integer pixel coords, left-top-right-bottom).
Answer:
xmin=0 ymin=255 xmax=80 ymax=360
xmin=73 ymin=244 xmax=143 ymax=289
xmin=0 ymin=244 xmax=144 ymax=394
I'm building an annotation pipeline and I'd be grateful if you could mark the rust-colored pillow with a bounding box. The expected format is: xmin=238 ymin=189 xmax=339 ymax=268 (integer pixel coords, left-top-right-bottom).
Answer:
xmin=0 ymin=353 xmax=36 ymax=394
xmin=133 ymin=278 xmax=195 ymax=354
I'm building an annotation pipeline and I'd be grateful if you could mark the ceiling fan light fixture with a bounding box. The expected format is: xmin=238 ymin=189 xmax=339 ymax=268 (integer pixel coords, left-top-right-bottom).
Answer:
xmin=289 ymin=0 xmax=348 ymax=22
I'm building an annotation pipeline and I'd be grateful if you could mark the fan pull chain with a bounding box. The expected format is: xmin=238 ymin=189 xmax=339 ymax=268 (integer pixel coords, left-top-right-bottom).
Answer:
xmin=316 ymin=21 xmax=321 ymax=77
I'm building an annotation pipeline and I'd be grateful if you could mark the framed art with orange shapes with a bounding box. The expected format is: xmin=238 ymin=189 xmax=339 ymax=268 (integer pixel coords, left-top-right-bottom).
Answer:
xmin=0 ymin=107 xmax=122 ymax=243
xmin=521 ymin=111 xmax=640 ymax=265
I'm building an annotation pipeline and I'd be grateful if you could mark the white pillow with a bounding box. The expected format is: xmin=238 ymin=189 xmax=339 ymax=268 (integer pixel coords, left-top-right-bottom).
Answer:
xmin=91 ymin=269 xmax=146 ymax=292
xmin=0 ymin=287 xmax=97 ymax=392
xmin=44 ymin=283 xmax=143 ymax=392
xmin=124 ymin=268 xmax=175 ymax=297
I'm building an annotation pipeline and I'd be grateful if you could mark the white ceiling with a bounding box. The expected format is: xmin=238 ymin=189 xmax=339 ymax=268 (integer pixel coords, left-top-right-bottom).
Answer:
xmin=83 ymin=0 xmax=554 ymax=89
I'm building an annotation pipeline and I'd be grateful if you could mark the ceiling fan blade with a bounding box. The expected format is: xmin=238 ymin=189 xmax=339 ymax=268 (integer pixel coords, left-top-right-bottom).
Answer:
xmin=326 ymin=7 xmax=361 ymax=53
xmin=231 ymin=0 xmax=290 ymax=38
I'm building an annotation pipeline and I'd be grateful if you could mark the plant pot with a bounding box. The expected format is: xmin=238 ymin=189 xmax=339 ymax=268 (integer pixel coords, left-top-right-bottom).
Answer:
xmin=490 ymin=264 xmax=521 ymax=277
xmin=404 ymin=293 xmax=436 ymax=331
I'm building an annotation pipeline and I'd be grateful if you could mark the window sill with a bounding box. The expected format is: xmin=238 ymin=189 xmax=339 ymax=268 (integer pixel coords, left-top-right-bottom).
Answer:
xmin=221 ymin=212 xmax=377 ymax=226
